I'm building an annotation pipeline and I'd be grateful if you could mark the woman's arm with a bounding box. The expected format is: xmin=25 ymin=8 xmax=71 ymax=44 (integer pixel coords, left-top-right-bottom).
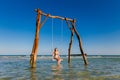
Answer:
xmin=52 ymin=52 xmax=54 ymax=57
xmin=52 ymin=52 xmax=55 ymax=60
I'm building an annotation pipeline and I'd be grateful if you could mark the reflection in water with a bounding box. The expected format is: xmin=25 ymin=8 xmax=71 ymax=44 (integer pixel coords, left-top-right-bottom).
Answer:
xmin=29 ymin=67 xmax=38 ymax=80
xmin=84 ymin=64 xmax=88 ymax=71
xmin=51 ymin=64 xmax=63 ymax=80
xmin=67 ymin=63 xmax=91 ymax=80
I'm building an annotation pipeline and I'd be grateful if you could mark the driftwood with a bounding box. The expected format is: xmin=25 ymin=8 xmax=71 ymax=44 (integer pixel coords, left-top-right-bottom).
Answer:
xmin=30 ymin=8 xmax=88 ymax=68
xmin=70 ymin=54 xmax=87 ymax=56
xmin=71 ymin=21 xmax=88 ymax=65
xmin=66 ymin=20 xmax=74 ymax=63
xmin=30 ymin=9 xmax=49 ymax=68
xmin=30 ymin=10 xmax=41 ymax=68
xmin=68 ymin=28 xmax=74 ymax=63
xmin=65 ymin=19 xmax=88 ymax=65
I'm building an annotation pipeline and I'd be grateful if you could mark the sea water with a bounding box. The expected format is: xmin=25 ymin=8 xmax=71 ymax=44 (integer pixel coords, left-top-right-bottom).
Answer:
xmin=0 ymin=55 xmax=120 ymax=80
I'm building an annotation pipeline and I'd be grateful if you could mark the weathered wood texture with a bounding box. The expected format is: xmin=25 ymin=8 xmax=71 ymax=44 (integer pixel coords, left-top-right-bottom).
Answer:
xmin=68 ymin=28 xmax=74 ymax=63
xmin=66 ymin=20 xmax=74 ymax=63
xmin=37 ymin=9 xmax=73 ymax=22
xmin=30 ymin=9 xmax=41 ymax=68
xmin=71 ymin=21 xmax=88 ymax=65
xmin=30 ymin=9 xmax=49 ymax=68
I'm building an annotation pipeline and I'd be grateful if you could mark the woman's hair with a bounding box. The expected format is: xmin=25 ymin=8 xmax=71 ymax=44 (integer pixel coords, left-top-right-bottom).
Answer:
xmin=54 ymin=48 xmax=57 ymax=51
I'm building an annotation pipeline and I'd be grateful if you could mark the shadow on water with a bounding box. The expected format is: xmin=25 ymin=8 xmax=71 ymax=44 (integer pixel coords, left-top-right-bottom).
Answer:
xmin=29 ymin=67 xmax=38 ymax=80
xmin=67 ymin=62 xmax=92 ymax=80
xmin=51 ymin=64 xmax=63 ymax=80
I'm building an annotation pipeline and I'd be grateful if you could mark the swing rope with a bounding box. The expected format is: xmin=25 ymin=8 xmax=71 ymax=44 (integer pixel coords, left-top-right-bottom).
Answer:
xmin=60 ymin=20 xmax=63 ymax=54
xmin=51 ymin=18 xmax=54 ymax=52
xmin=51 ymin=18 xmax=63 ymax=54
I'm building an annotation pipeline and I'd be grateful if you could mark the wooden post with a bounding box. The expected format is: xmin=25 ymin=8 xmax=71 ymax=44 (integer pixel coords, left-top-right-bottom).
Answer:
xmin=71 ymin=20 xmax=88 ymax=65
xmin=30 ymin=9 xmax=41 ymax=68
xmin=65 ymin=19 xmax=75 ymax=63
xmin=30 ymin=9 xmax=49 ymax=68
xmin=68 ymin=28 xmax=74 ymax=63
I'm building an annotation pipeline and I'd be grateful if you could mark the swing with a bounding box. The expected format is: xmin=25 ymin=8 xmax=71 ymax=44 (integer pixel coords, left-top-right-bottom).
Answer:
xmin=30 ymin=8 xmax=88 ymax=68
xmin=51 ymin=18 xmax=63 ymax=61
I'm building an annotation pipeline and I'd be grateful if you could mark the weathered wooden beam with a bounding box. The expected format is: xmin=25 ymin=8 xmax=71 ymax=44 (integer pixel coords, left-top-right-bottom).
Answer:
xmin=70 ymin=54 xmax=82 ymax=56
xmin=30 ymin=9 xmax=41 ymax=68
xmin=71 ymin=20 xmax=88 ymax=65
xmin=70 ymin=54 xmax=87 ymax=56
xmin=35 ymin=8 xmax=74 ymax=22
xmin=30 ymin=9 xmax=49 ymax=68
xmin=65 ymin=20 xmax=74 ymax=63
xmin=68 ymin=29 xmax=74 ymax=63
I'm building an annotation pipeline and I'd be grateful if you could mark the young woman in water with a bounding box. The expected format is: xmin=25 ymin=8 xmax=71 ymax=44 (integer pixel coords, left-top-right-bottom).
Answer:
xmin=52 ymin=48 xmax=61 ymax=65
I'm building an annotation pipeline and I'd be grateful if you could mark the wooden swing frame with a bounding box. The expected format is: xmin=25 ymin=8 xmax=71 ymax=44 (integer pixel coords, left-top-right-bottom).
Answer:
xmin=30 ymin=8 xmax=88 ymax=68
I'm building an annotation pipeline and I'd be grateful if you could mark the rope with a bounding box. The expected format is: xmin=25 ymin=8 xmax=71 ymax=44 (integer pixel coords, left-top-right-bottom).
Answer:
xmin=60 ymin=20 xmax=63 ymax=54
xmin=51 ymin=19 xmax=63 ymax=54
xmin=51 ymin=18 xmax=54 ymax=52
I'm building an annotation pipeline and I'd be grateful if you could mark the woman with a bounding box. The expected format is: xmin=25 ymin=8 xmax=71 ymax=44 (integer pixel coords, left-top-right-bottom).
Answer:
xmin=52 ymin=48 xmax=61 ymax=65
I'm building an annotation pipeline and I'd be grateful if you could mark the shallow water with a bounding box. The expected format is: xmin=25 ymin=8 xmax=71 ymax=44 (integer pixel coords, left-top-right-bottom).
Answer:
xmin=0 ymin=55 xmax=120 ymax=80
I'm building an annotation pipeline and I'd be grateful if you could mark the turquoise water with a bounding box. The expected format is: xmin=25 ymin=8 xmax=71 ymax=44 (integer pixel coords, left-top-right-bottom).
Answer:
xmin=0 ymin=55 xmax=120 ymax=80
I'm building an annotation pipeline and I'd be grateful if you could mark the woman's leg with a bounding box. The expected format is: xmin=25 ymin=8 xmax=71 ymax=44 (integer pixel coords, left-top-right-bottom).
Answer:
xmin=57 ymin=59 xmax=61 ymax=65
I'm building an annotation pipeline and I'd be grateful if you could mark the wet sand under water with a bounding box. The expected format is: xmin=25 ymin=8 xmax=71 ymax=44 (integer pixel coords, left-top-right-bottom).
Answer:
xmin=0 ymin=55 xmax=120 ymax=80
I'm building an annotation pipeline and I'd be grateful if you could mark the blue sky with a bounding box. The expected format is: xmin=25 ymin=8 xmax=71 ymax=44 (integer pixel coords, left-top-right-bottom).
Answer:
xmin=0 ymin=0 xmax=120 ymax=55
